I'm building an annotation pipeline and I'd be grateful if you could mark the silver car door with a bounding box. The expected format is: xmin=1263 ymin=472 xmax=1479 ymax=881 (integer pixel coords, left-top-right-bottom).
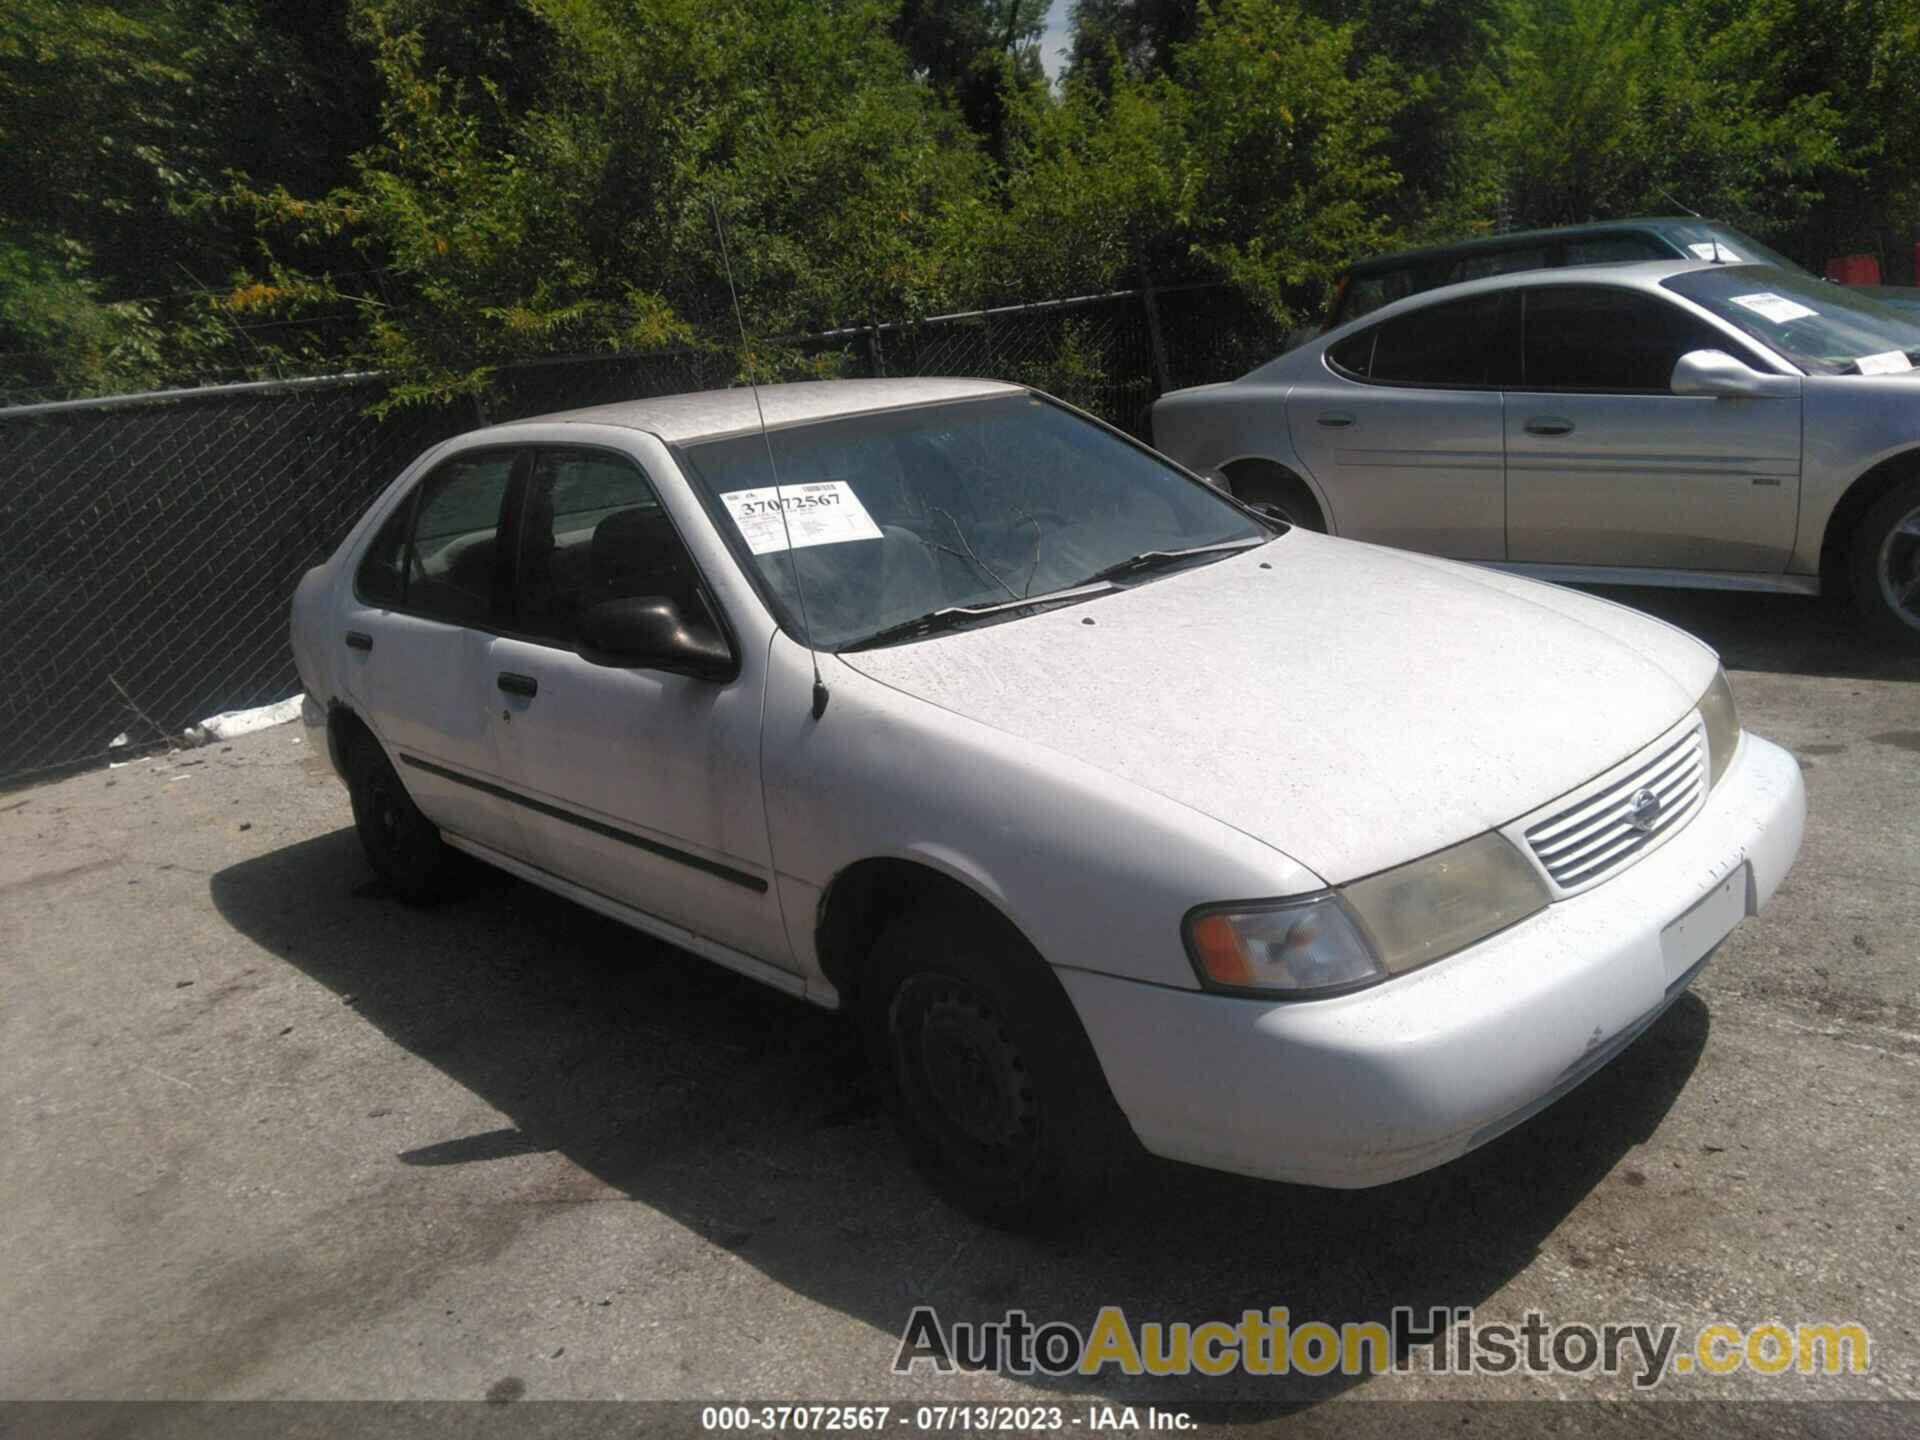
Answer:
xmin=1290 ymin=290 xmax=1513 ymax=559
xmin=1504 ymin=284 xmax=1801 ymax=572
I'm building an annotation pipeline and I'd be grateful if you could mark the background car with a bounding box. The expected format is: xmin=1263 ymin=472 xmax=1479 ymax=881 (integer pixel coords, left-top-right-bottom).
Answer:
xmin=1857 ymin=284 xmax=1920 ymax=319
xmin=1148 ymin=260 xmax=1920 ymax=639
xmin=1323 ymin=217 xmax=1920 ymax=329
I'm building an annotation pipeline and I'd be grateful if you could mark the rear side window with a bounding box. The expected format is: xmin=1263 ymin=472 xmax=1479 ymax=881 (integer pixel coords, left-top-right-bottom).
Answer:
xmin=1521 ymin=287 xmax=1733 ymax=391
xmin=1327 ymin=292 xmax=1511 ymax=387
xmin=1445 ymin=246 xmax=1550 ymax=283
xmin=1337 ymin=268 xmax=1419 ymax=323
xmin=355 ymin=451 xmax=521 ymax=623
xmin=515 ymin=449 xmax=712 ymax=646
xmin=1564 ymin=236 xmax=1668 ymax=265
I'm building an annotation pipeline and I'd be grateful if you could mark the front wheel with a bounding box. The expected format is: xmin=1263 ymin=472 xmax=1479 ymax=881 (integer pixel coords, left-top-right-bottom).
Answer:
xmin=1846 ymin=475 xmax=1920 ymax=643
xmin=864 ymin=907 xmax=1127 ymax=1232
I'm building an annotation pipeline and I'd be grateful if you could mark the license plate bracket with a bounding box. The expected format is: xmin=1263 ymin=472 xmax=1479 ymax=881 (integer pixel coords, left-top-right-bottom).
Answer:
xmin=1659 ymin=863 xmax=1750 ymax=987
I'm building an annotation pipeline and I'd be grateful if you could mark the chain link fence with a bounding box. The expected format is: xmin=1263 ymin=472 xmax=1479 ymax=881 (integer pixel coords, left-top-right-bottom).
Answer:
xmin=0 ymin=284 xmax=1286 ymax=785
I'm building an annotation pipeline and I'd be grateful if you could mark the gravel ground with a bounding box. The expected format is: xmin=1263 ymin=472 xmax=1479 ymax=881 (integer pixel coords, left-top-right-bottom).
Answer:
xmin=2 ymin=586 xmax=1917 ymax=1429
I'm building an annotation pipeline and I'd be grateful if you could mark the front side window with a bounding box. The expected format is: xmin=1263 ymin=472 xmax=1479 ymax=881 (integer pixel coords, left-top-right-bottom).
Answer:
xmin=1327 ymin=291 xmax=1512 ymax=387
xmin=514 ymin=448 xmax=713 ymax=645
xmin=355 ymin=451 xmax=521 ymax=623
xmin=1662 ymin=266 xmax=1920 ymax=376
xmin=675 ymin=394 xmax=1269 ymax=650
xmin=1521 ymin=286 xmax=1738 ymax=391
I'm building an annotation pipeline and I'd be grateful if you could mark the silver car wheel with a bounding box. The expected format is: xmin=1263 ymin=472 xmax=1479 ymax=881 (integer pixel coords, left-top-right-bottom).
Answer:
xmin=1879 ymin=504 xmax=1920 ymax=631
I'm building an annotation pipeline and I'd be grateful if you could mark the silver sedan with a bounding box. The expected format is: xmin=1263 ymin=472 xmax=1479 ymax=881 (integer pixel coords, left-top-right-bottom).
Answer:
xmin=1148 ymin=260 xmax=1920 ymax=639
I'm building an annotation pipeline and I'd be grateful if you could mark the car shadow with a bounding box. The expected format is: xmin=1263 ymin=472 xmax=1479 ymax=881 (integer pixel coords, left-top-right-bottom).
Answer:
xmin=1573 ymin=585 xmax=1920 ymax=682
xmin=209 ymin=831 xmax=1710 ymax=1406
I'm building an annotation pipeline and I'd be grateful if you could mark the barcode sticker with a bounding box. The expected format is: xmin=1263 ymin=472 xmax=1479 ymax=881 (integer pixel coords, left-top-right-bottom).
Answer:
xmin=721 ymin=481 xmax=884 ymax=555
xmin=1730 ymin=292 xmax=1817 ymax=324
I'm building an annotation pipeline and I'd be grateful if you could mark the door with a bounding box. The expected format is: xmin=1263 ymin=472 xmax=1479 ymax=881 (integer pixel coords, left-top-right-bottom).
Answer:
xmin=341 ymin=447 xmax=529 ymax=857
xmin=1505 ymin=285 xmax=1802 ymax=571
xmin=486 ymin=446 xmax=788 ymax=964
xmin=1292 ymin=291 xmax=1513 ymax=558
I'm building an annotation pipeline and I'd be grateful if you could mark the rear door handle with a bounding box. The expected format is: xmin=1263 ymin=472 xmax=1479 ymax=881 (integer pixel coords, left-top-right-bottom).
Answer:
xmin=1524 ymin=417 xmax=1575 ymax=436
xmin=496 ymin=672 xmax=538 ymax=699
xmin=345 ymin=631 xmax=373 ymax=652
xmin=1317 ymin=413 xmax=1355 ymax=428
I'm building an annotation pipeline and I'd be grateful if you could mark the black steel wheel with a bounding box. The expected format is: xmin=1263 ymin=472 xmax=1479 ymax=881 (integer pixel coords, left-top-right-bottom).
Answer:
xmin=346 ymin=735 xmax=459 ymax=904
xmin=865 ymin=905 xmax=1129 ymax=1232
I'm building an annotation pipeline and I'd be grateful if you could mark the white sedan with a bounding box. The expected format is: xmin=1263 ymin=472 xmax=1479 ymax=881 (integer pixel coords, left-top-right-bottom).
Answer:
xmin=290 ymin=378 xmax=1805 ymax=1230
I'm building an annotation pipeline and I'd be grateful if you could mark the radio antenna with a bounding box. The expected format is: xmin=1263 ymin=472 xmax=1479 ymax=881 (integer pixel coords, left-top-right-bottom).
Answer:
xmin=710 ymin=199 xmax=828 ymax=719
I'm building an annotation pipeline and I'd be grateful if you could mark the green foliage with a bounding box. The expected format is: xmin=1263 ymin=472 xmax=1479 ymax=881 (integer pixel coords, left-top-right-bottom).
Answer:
xmin=976 ymin=1 xmax=1407 ymax=324
xmin=1486 ymin=0 xmax=1853 ymax=234
xmin=5 ymin=0 xmax=1920 ymax=404
xmin=1173 ymin=0 xmax=1405 ymax=318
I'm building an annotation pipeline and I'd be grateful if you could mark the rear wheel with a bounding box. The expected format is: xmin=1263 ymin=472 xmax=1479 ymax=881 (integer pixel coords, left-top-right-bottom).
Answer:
xmin=346 ymin=735 xmax=460 ymax=903
xmin=1224 ymin=461 xmax=1326 ymax=531
xmin=1845 ymin=475 xmax=1920 ymax=643
xmin=864 ymin=906 xmax=1126 ymax=1232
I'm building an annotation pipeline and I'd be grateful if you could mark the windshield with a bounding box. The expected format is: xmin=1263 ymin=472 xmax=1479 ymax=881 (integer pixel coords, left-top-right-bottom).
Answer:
xmin=676 ymin=393 xmax=1270 ymax=649
xmin=1662 ymin=266 xmax=1920 ymax=376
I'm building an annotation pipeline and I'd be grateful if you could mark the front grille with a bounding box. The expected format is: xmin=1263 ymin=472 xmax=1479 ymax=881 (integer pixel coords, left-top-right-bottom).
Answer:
xmin=1525 ymin=723 xmax=1707 ymax=891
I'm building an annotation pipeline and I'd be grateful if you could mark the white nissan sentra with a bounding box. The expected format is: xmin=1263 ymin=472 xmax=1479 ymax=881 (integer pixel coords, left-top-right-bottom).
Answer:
xmin=290 ymin=378 xmax=1805 ymax=1230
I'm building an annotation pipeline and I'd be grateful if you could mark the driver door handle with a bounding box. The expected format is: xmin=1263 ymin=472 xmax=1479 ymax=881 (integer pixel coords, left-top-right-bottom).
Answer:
xmin=496 ymin=672 xmax=538 ymax=699
xmin=1317 ymin=413 xmax=1355 ymax=428
xmin=1524 ymin=416 xmax=1575 ymax=437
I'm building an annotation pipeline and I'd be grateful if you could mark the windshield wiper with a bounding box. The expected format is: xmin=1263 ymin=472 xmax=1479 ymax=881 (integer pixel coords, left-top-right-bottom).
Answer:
xmin=838 ymin=582 xmax=1118 ymax=653
xmin=1078 ymin=537 xmax=1268 ymax=587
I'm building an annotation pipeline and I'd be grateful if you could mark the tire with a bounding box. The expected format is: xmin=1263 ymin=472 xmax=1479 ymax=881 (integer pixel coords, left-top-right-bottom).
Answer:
xmin=1225 ymin=463 xmax=1326 ymax=532
xmin=863 ymin=906 xmax=1128 ymax=1232
xmin=346 ymin=734 xmax=460 ymax=904
xmin=1845 ymin=474 xmax=1920 ymax=643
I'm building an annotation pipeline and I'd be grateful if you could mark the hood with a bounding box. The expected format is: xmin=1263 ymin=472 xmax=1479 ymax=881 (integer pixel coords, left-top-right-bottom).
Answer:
xmin=839 ymin=533 xmax=1716 ymax=885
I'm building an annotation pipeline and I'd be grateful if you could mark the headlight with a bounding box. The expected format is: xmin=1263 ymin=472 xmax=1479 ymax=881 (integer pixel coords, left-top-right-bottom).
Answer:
xmin=1698 ymin=667 xmax=1740 ymax=789
xmin=1186 ymin=897 xmax=1383 ymax=996
xmin=1185 ymin=832 xmax=1551 ymax=998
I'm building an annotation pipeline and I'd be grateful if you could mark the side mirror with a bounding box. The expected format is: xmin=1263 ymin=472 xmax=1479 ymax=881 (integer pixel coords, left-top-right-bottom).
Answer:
xmin=577 ymin=596 xmax=735 ymax=680
xmin=1671 ymin=349 xmax=1789 ymax=398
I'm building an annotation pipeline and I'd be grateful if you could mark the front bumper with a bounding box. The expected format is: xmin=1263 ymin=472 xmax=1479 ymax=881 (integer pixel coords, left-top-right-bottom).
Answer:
xmin=1061 ymin=731 xmax=1806 ymax=1188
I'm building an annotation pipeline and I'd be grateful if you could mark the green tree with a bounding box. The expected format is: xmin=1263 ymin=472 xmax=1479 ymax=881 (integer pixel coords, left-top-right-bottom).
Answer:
xmin=1484 ymin=0 xmax=1854 ymax=239
xmin=238 ymin=0 xmax=988 ymax=407
xmin=1173 ymin=0 xmax=1405 ymax=316
xmin=892 ymin=0 xmax=1052 ymax=164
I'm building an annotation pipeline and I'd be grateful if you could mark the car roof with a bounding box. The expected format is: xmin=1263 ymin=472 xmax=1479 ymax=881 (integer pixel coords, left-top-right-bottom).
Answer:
xmin=1287 ymin=259 xmax=1804 ymax=364
xmin=1329 ymin=258 xmax=1755 ymax=327
xmin=495 ymin=377 xmax=1022 ymax=444
xmin=1343 ymin=217 xmax=1725 ymax=277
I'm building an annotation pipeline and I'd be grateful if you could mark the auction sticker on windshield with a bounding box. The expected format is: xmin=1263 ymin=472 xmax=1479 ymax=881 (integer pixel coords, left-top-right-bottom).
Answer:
xmin=1730 ymin=292 xmax=1818 ymax=324
xmin=1855 ymin=350 xmax=1914 ymax=375
xmin=722 ymin=481 xmax=884 ymax=555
